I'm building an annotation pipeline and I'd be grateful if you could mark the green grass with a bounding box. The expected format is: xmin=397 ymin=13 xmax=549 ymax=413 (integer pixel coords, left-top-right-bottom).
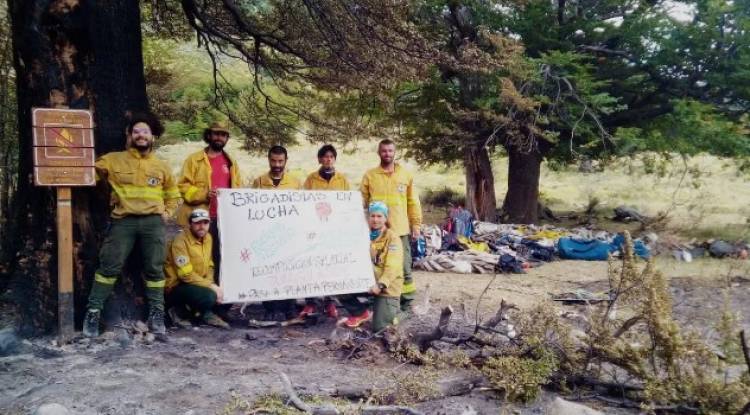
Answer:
xmin=156 ymin=140 xmax=750 ymax=240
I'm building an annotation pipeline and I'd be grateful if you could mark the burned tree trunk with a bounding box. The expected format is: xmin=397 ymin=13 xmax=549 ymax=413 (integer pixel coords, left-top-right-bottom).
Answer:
xmin=463 ymin=145 xmax=497 ymax=222
xmin=8 ymin=0 xmax=148 ymax=334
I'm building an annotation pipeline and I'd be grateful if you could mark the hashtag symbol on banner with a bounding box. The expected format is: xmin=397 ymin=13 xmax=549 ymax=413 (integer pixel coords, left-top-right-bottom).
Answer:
xmin=240 ymin=249 xmax=251 ymax=263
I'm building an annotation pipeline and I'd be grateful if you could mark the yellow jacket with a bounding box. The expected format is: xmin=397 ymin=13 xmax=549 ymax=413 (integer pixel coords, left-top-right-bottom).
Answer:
xmin=176 ymin=149 xmax=243 ymax=226
xmin=164 ymin=230 xmax=214 ymax=292
xmin=303 ymin=170 xmax=351 ymax=190
xmin=250 ymin=172 xmax=301 ymax=189
xmin=371 ymin=228 xmax=404 ymax=298
xmin=96 ymin=148 xmax=180 ymax=219
xmin=360 ymin=163 xmax=422 ymax=236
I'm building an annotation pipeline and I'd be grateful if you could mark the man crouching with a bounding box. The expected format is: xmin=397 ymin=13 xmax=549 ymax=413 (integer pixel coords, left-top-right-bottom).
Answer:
xmin=164 ymin=209 xmax=230 ymax=329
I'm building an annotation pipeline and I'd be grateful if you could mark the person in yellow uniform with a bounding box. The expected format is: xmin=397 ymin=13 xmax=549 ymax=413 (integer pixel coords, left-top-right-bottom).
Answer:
xmin=360 ymin=139 xmax=422 ymax=313
xmin=299 ymin=144 xmax=350 ymax=319
xmin=176 ymin=121 xmax=243 ymax=282
xmin=342 ymin=201 xmax=403 ymax=331
xmin=250 ymin=145 xmax=301 ymax=320
xmin=164 ymin=209 xmax=229 ymax=329
xmin=250 ymin=145 xmax=301 ymax=190
xmin=83 ymin=112 xmax=181 ymax=339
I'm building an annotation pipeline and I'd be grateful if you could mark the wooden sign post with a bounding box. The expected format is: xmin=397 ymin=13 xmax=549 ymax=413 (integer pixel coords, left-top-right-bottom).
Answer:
xmin=32 ymin=108 xmax=95 ymax=343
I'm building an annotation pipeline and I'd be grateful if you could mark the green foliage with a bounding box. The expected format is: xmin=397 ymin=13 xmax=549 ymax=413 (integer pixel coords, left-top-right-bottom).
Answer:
xmin=141 ymin=35 xmax=300 ymax=150
xmin=624 ymin=100 xmax=750 ymax=157
xmin=481 ymin=354 xmax=558 ymax=403
xmin=716 ymin=290 xmax=743 ymax=364
xmin=370 ymin=368 xmax=442 ymax=406
xmin=502 ymin=0 xmax=750 ymax=161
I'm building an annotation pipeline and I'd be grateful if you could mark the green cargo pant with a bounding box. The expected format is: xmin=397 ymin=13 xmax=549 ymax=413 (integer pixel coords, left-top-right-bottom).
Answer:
xmin=87 ymin=215 xmax=166 ymax=312
xmin=342 ymin=295 xmax=400 ymax=332
xmin=400 ymin=235 xmax=416 ymax=311
xmin=167 ymin=283 xmax=217 ymax=315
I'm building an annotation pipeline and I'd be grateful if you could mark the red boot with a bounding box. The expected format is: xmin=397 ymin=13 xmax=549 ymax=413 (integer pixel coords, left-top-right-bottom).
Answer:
xmin=343 ymin=310 xmax=371 ymax=328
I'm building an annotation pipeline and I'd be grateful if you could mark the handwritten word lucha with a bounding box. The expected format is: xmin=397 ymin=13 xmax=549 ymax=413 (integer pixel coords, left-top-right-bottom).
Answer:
xmin=248 ymin=204 xmax=300 ymax=221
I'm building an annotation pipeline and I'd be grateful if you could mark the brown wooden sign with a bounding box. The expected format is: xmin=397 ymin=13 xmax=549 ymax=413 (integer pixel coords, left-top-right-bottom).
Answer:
xmin=32 ymin=108 xmax=96 ymax=186
xmin=34 ymin=166 xmax=96 ymax=186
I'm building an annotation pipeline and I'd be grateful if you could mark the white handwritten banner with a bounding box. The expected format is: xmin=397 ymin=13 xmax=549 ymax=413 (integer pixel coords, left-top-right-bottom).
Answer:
xmin=217 ymin=189 xmax=375 ymax=303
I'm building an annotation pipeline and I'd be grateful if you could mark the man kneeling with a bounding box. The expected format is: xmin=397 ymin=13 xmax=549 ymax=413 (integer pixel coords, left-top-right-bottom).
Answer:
xmin=341 ymin=201 xmax=404 ymax=332
xmin=164 ymin=209 xmax=229 ymax=329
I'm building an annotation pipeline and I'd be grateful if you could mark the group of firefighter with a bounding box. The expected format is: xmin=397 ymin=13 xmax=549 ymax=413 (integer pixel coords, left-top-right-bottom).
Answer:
xmin=82 ymin=112 xmax=423 ymax=340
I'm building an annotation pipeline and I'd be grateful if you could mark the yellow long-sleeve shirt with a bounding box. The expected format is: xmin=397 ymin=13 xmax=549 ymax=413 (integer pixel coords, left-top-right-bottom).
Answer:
xmin=303 ymin=170 xmax=351 ymax=190
xmin=176 ymin=149 xmax=243 ymax=226
xmin=360 ymin=163 xmax=422 ymax=236
xmin=164 ymin=230 xmax=214 ymax=292
xmin=371 ymin=228 xmax=404 ymax=298
xmin=250 ymin=172 xmax=301 ymax=189
xmin=96 ymin=148 xmax=180 ymax=218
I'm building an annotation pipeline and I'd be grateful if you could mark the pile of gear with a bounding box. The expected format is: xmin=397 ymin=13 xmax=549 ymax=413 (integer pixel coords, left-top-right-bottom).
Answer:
xmin=413 ymin=207 xmax=653 ymax=274
xmin=665 ymin=239 xmax=750 ymax=262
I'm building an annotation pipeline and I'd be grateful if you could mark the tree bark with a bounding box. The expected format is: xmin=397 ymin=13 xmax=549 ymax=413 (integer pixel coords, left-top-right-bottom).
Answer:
xmin=8 ymin=0 xmax=148 ymax=334
xmin=463 ymin=145 xmax=497 ymax=222
xmin=557 ymin=0 xmax=565 ymax=26
xmin=0 ymin=19 xmax=15 ymax=249
xmin=500 ymin=144 xmax=545 ymax=224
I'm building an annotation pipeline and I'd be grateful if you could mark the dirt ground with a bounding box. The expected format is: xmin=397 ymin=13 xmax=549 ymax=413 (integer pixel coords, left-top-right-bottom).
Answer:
xmin=2 ymin=257 xmax=750 ymax=415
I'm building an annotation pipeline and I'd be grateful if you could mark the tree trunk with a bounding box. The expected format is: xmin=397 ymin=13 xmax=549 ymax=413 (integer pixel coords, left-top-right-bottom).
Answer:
xmin=500 ymin=145 xmax=544 ymax=224
xmin=463 ymin=145 xmax=497 ymax=222
xmin=8 ymin=0 xmax=148 ymax=334
xmin=0 ymin=18 xmax=15 ymax=249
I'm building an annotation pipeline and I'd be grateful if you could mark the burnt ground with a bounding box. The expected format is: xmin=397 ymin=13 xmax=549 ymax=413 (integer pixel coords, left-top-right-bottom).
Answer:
xmin=2 ymin=259 xmax=750 ymax=415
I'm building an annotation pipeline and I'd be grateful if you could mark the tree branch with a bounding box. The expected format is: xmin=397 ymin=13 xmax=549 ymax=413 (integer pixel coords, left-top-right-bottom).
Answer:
xmin=414 ymin=306 xmax=453 ymax=352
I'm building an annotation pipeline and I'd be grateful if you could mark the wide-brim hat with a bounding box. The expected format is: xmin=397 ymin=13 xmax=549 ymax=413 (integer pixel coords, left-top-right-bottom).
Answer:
xmin=205 ymin=121 xmax=230 ymax=134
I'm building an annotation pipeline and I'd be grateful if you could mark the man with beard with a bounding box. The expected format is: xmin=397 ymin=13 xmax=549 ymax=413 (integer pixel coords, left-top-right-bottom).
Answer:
xmin=250 ymin=145 xmax=301 ymax=321
xmin=360 ymin=139 xmax=422 ymax=313
xmin=83 ymin=112 xmax=181 ymax=339
xmin=164 ymin=209 xmax=230 ymax=329
xmin=176 ymin=121 xmax=243 ymax=281
xmin=250 ymin=145 xmax=301 ymax=190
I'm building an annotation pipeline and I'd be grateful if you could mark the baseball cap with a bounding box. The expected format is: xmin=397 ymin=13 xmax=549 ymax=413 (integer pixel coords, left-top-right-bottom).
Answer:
xmin=189 ymin=209 xmax=210 ymax=223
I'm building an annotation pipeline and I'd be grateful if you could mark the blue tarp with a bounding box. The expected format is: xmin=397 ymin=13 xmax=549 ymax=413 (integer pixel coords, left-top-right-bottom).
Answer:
xmin=558 ymin=234 xmax=650 ymax=261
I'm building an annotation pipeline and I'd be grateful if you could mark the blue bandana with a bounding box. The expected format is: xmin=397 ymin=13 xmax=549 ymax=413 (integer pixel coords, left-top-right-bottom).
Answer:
xmin=370 ymin=229 xmax=382 ymax=241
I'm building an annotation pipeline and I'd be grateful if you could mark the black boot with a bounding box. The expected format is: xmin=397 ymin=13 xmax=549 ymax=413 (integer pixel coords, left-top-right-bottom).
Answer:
xmin=83 ymin=309 xmax=101 ymax=338
xmin=148 ymin=308 xmax=167 ymax=338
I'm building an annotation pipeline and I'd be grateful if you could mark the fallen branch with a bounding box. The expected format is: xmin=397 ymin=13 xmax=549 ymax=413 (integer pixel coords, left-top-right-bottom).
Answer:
xmin=331 ymin=375 xmax=483 ymax=401
xmin=281 ymin=372 xmax=427 ymax=415
xmin=740 ymin=331 xmax=750 ymax=415
xmin=613 ymin=316 xmax=643 ymax=338
xmin=279 ymin=372 xmax=338 ymax=414
xmin=565 ymin=375 xmax=644 ymax=393
xmin=414 ymin=306 xmax=453 ymax=352
xmin=360 ymin=406 xmax=424 ymax=415
xmin=481 ymin=299 xmax=516 ymax=331
xmin=741 ymin=330 xmax=750 ymax=375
